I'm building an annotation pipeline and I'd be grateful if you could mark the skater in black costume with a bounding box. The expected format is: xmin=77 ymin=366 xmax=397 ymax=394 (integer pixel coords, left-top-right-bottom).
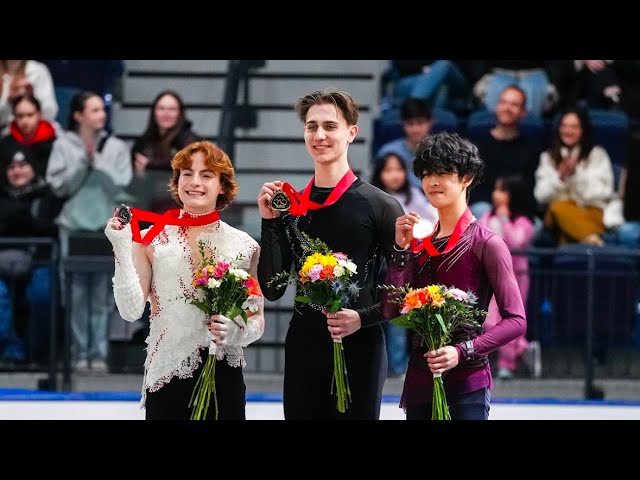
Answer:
xmin=257 ymin=88 xmax=404 ymax=420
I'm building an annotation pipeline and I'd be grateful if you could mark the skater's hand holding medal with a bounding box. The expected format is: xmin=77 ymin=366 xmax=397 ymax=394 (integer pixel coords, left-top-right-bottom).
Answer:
xmin=258 ymin=181 xmax=290 ymax=219
xmin=395 ymin=212 xmax=432 ymax=249
xmin=258 ymin=169 xmax=357 ymax=220
xmin=106 ymin=204 xmax=132 ymax=232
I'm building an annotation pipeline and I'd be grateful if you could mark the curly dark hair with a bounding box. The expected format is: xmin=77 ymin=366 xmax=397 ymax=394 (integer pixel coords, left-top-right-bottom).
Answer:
xmin=412 ymin=132 xmax=484 ymax=191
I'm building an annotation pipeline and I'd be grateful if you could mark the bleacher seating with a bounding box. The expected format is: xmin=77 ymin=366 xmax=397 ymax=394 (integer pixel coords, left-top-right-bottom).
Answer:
xmin=40 ymin=60 xmax=124 ymax=131
xmin=53 ymin=85 xmax=80 ymax=128
xmin=550 ymin=244 xmax=639 ymax=350
xmin=588 ymin=109 xmax=629 ymax=185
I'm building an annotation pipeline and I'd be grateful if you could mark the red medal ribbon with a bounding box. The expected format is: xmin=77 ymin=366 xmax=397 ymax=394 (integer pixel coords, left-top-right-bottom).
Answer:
xmin=281 ymin=169 xmax=357 ymax=216
xmin=129 ymin=208 xmax=220 ymax=245
xmin=411 ymin=206 xmax=475 ymax=261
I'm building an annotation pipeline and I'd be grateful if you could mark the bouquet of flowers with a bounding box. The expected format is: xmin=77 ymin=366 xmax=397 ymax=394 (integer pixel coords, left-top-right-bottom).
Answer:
xmin=380 ymin=283 xmax=485 ymax=420
xmin=186 ymin=241 xmax=262 ymax=420
xmin=269 ymin=233 xmax=359 ymax=413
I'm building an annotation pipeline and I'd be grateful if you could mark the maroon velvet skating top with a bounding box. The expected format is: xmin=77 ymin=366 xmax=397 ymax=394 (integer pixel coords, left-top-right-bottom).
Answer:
xmin=382 ymin=221 xmax=527 ymax=409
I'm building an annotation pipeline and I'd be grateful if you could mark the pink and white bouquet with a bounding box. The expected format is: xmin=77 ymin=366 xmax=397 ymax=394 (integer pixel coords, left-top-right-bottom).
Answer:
xmin=186 ymin=241 xmax=262 ymax=420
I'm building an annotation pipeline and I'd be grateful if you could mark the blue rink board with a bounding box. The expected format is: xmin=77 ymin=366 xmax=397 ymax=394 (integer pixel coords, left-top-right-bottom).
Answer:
xmin=1 ymin=389 xmax=640 ymax=407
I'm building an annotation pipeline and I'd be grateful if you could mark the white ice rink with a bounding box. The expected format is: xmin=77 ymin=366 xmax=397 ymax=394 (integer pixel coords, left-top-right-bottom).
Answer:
xmin=1 ymin=391 xmax=639 ymax=419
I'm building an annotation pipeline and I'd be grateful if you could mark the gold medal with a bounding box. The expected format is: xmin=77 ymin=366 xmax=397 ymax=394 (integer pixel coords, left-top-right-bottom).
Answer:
xmin=270 ymin=189 xmax=291 ymax=212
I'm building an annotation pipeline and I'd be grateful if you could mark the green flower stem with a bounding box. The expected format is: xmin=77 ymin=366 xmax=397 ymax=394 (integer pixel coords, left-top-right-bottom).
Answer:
xmin=432 ymin=375 xmax=451 ymax=420
xmin=189 ymin=353 xmax=219 ymax=420
xmin=418 ymin=332 xmax=451 ymax=420
xmin=332 ymin=339 xmax=351 ymax=413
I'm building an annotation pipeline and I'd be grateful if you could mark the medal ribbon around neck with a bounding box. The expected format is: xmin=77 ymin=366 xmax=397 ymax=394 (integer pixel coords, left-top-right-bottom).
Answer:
xmin=280 ymin=169 xmax=357 ymax=216
xmin=129 ymin=208 xmax=220 ymax=245
xmin=411 ymin=206 xmax=475 ymax=259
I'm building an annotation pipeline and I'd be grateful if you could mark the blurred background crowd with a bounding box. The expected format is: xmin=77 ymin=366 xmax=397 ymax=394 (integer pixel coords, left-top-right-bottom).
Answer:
xmin=0 ymin=60 xmax=638 ymax=400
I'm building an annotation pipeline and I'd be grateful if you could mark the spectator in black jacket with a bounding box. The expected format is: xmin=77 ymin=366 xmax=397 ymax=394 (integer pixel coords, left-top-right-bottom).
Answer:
xmin=468 ymin=85 xmax=540 ymax=221
xmin=0 ymin=149 xmax=63 ymax=364
xmin=0 ymin=94 xmax=57 ymax=177
xmin=128 ymin=90 xmax=201 ymax=213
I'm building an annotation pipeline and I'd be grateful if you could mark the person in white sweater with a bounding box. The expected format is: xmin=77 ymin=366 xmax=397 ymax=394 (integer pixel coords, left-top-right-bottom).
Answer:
xmin=534 ymin=107 xmax=616 ymax=246
xmin=0 ymin=60 xmax=58 ymax=132
xmin=46 ymin=90 xmax=132 ymax=372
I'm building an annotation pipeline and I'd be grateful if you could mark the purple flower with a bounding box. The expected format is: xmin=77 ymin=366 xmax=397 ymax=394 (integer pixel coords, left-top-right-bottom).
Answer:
xmin=307 ymin=264 xmax=323 ymax=282
xmin=447 ymin=288 xmax=468 ymax=301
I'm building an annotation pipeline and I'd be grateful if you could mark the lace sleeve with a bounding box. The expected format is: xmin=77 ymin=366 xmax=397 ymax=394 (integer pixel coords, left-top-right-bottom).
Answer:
xmin=105 ymin=223 xmax=151 ymax=322
xmin=241 ymin=239 xmax=265 ymax=345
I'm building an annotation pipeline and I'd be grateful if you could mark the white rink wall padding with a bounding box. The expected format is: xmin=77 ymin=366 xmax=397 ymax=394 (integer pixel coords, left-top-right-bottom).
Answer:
xmin=1 ymin=390 xmax=640 ymax=419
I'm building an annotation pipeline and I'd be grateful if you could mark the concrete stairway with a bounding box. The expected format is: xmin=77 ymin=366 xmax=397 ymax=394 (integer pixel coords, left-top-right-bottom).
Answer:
xmin=111 ymin=59 xmax=388 ymax=238
xmin=108 ymin=60 xmax=388 ymax=372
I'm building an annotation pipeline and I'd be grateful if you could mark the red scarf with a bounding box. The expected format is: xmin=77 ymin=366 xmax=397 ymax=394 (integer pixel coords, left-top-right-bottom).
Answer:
xmin=10 ymin=120 xmax=56 ymax=146
xmin=411 ymin=206 xmax=475 ymax=262
xmin=281 ymin=169 xmax=356 ymax=216
xmin=130 ymin=208 xmax=220 ymax=245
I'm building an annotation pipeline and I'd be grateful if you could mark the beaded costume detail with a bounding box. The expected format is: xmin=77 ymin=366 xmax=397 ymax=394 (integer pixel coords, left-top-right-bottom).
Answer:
xmin=140 ymin=219 xmax=259 ymax=406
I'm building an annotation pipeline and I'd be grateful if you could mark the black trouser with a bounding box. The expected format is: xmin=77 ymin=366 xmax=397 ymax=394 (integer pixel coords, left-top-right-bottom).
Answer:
xmin=145 ymin=348 xmax=246 ymax=420
xmin=283 ymin=319 xmax=387 ymax=420
xmin=406 ymin=387 xmax=491 ymax=420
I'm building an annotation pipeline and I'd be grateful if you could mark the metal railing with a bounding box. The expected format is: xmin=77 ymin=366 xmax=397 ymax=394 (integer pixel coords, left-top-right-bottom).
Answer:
xmin=0 ymin=237 xmax=59 ymax=390
xmin=246 ymin=245 xmax=640 ymax=400
xmin=59 ymin=255 xmax=114 ymax=391
xmin=510 ymin=245 xmax=640 ymax=398
xmin=217 ymin=60 xmax=266 ymax=162
xmin=3 ymin=236 xmax=639 ymax=400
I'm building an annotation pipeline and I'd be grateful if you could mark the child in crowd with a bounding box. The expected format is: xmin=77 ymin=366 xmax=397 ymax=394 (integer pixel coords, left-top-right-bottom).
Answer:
xmin=478 ymin=175 xmax=539 ymax=379
xmin=371 ymin=151 xmax=437 ymax=377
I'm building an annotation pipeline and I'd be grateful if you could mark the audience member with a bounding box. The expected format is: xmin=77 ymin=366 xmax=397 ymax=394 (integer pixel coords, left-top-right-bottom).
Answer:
xmin=46 ymin=90 xmax=132 ymax=372
xmin=371 ymin=151 xmax=438 ymax=225
xmin=612 ymin=60 xmax=640 ymax=118
xmin=0 ymin=150 xmax=63 ymax=364
xmin=478 ymin=175 xmax=538 ymax=379
xmin=0 ymin=60 xmax=58 ymax=132
xmin=0 ymin=94 xmax=57 ymax=177
xmin=375 ymin=98 xmax=433 ymax=191
xmin=472 ymin=60 xmax=558 ymax=117
xmin=387 ymin=60 xmax=471 ymax=113
xmin=129 ymin=90 xmax=201 ymax=213
xmin=534 ymin=107 xmax=619 ymax=246
xmin=552 ymin=60 xmax=622 ymax=112
xmin=468 ymin=85 xmax=539 ymax=220
xmin=370 ymin=150 xmax=438 ymax=377
xmin=613 ymin=129 xmax=640 ymax=249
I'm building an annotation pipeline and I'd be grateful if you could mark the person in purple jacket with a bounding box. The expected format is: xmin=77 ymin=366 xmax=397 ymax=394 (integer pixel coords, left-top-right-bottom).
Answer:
xmin=382 ymin=132 xmax=527 ymax=420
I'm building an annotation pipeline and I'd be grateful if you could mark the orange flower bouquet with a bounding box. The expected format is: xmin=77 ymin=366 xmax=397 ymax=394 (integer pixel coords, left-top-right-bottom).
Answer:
xmin=380 ymin=284 xmax=484 ymax=420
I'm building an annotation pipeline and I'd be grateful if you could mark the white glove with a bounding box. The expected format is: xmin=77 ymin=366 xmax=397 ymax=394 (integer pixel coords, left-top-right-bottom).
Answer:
xmin=104 ymin=222 xmax=146 ymax=322
xmin=212 ymin=313 xmax=262 ymax=347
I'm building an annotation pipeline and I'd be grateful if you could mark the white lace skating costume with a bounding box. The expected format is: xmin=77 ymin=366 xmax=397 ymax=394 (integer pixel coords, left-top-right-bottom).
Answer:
xmin=111 ymin=214 xmax=262 ymax=408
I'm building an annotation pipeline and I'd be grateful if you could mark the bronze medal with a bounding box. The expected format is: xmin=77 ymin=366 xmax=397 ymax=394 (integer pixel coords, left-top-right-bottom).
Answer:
xmin=270 ymin=189 xmax=291 ymax=212
xmin=117 ymin=204 xmax=133 ymax=225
